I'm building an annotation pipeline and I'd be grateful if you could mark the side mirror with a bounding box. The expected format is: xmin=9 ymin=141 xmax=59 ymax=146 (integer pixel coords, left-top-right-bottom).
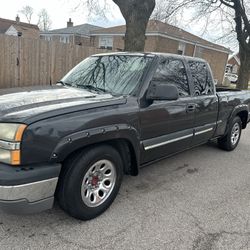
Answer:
xmin=146 ymin=81 xmax=179 ymax=101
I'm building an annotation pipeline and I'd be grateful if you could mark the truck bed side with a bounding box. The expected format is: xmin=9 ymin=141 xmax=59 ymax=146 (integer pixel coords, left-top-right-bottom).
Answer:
xmin=215 ymin=89 xmax=250 ymax=137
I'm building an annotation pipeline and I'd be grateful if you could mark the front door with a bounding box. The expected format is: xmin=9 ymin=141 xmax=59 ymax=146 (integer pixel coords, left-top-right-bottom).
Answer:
xmin=139 ymin=56 xmax=195 ymax=164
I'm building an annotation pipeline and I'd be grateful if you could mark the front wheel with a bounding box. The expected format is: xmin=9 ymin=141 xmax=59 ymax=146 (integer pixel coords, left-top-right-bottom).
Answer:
xmin=57 ymin=145 xmax=123 ymax=220
xmin=218 ymin=116 xmax=242 ymax=151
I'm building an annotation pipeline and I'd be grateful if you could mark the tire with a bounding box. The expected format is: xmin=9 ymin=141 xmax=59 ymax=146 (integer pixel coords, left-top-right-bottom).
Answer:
xmin=218 ymin=116 xmax=242 ymax=151
xmin=56 ymin=145 xmax=123 ymax=220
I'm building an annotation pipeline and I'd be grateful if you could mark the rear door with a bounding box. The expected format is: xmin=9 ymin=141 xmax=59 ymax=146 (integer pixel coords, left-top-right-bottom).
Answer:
xmin=186 ymin=60 xmax=219 ymax=146
xmin=139 ymin=56 xmax=196 ymax=164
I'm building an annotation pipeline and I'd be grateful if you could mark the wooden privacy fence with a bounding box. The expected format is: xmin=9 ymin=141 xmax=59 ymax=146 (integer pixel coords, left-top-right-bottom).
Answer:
xmin=0 ymin=35 xmax=109 ymax=89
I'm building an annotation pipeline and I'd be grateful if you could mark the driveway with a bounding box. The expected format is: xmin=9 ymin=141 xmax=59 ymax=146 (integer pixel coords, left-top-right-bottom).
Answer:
xmin=1 ymin=128 xmax=250 ymax=250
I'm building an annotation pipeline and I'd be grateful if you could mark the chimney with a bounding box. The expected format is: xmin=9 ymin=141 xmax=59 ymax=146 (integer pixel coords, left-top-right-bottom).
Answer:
xmin=16 ymin=15 xmax=20 ymax=23
xmin=67 ymin=18 xmax=73 ymax=28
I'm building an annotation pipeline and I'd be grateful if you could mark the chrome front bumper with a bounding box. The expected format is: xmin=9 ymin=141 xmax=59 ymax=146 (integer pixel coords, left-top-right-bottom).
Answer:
xmin=0 ymin=177 xmax=58 ymax=202
xmin=0 ymin=163 xmax=61 ymax=214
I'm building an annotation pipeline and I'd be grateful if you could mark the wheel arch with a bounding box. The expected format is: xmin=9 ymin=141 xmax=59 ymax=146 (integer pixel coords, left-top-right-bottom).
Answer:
xmin=228 ymin=105 xmax=249 ymax=130
xmin=51 ymin=125 xmax=140 ymax=176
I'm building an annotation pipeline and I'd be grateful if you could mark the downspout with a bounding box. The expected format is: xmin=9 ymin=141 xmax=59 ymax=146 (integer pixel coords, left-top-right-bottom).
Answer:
xmin=193 ymin=43 xmax=197 ymax=57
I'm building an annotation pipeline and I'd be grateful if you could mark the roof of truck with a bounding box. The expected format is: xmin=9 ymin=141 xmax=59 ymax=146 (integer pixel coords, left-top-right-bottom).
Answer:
xmin=91 ymin=51 xmax=207 ymax=62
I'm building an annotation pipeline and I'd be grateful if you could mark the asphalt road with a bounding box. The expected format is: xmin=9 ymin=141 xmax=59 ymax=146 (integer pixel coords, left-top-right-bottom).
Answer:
xmin=1 ymin=128 xmax=250 ymax=250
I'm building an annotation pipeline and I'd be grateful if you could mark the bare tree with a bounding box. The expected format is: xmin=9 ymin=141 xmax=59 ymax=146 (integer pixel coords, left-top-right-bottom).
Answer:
xmin=80 ymin=0 xmax=250 ymax=88
xmin=151 ymin=0 xmax=194 ymax=25
xmin=224 ymin=0 xmax=250 ymax=89
xmin=81 ymin=0 xmax=155 ymax=51
xmin=152 ymin=0 xmax=250 ymax=89
xmin=185 ymin=0 xmax=250 ymax=89
xmin=19 ymin=5 xmax=34 ymax=24
xmin=37 ymin=9 xmax=52 ymax=31
xmin=113 ymin=0 xmax=155 ymax=51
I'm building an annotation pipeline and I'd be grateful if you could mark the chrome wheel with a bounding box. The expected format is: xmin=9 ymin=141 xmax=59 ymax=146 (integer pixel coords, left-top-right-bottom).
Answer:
xmin=231 ymin=123 xmax=240 ymax=146
xmin=81 ymin=159 xmax=116 ymax=208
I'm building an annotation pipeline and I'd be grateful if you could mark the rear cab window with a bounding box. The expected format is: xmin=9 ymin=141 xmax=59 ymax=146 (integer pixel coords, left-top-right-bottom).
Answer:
xmin=187 ymin=61 xmax=214 ymax=96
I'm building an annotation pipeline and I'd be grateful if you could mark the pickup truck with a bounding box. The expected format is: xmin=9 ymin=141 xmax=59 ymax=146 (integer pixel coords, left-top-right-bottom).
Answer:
xmin=0 ymin=52 xmax=249 ymax=220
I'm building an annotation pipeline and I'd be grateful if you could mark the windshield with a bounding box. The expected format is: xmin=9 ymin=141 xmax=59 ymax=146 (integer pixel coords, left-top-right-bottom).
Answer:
xmin=61 ymin=55 xmax=153 ymax=95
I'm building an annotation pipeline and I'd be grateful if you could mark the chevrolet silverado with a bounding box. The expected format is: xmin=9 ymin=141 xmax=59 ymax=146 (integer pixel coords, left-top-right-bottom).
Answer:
xmin=0 ymin=52 xmax=249 ymax=220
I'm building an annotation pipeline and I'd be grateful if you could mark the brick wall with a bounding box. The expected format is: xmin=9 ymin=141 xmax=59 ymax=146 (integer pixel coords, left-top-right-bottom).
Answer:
xmin=196 ymin=47 xmax=228 ymax=84
xmin=91 ymin=34 xmax=228 ymax=83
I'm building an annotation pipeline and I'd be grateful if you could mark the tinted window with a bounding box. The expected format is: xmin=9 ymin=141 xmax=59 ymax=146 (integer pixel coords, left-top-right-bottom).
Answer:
xmin=153 ymin=58 xmax=190 ymax=97
xmin=188 ymin=61 xmax=214 ymax=96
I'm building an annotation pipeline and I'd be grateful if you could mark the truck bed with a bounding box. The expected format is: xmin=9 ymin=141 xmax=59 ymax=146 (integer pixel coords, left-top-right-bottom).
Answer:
xmin=216 ymin=86 xmax=242 ymax=92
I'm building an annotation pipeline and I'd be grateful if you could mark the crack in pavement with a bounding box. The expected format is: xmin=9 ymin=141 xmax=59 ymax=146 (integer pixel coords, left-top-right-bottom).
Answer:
xmin=180 ymin=210 xmax=250 ymax=250
xmin=51 ymin=221 xmax=136 ymax=250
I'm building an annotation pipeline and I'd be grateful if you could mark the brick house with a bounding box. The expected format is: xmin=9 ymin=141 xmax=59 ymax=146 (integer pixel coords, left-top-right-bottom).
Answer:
xmin=226 ymin=53 xmax=240 ymax=74
xmin=0 ymin=16 xmax=40 ymax=39
xmin=90 ymin=20 xmax=231 ymax=84
xmin=40 ymin=19 xmax=102 ymax=46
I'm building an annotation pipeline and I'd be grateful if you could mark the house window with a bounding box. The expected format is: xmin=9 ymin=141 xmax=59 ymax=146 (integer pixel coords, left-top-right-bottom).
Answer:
xmin=225 ymin=64 xmax=232 ymax=73
xmin=99 ymin=36 xmax=113 ymax=50
xmin=195 ymin=46 xmax=204 ymax=58
xmin=60 ymin=36 xmax=70 ymax=44
xmin=178 ymin=42 xmax=186 ymax=55
xmin=44 ymin=36 xmax=52 ymax=42
xmin=232 ymin=65 xmax=238 ymax=74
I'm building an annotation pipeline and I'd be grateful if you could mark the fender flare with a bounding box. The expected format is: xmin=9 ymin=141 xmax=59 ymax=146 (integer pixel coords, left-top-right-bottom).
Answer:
xmin=50 ymin=124 xmax=141 ymax=170
xmin=226 ymin=104 xmax=249 ymax=132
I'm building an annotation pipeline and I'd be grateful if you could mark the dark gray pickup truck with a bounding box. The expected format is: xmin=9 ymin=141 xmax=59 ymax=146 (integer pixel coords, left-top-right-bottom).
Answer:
xmin=0 ymin=52 xmax=249 ymax=220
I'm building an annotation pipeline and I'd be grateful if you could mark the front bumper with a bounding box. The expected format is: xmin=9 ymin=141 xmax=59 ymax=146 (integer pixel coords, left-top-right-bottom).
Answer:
xmin=0 ymin=163 xmax=61 ymax=214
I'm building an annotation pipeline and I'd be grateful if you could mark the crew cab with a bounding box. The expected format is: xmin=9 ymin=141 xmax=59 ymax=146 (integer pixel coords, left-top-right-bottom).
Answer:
xmin=0 ymin=52 xmax=249 ymax=220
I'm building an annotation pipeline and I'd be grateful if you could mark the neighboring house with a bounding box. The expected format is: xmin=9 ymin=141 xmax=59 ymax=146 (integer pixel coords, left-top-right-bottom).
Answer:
xmin=226 ymin=53 xmax=240 ymax=74
xmin=40 ymin=19 xmax=103 ymax=46
xmin=0 ymin=16 xmax=40 ymax=39
xmin=90 ymin=20 xmax=232 ymax=84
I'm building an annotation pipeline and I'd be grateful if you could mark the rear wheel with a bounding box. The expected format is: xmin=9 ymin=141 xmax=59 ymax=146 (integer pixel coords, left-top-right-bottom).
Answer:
xmin=218 ymin=116 xmax=242 ymax=151
xmin=57 ymin=145 xmax=123 ymax=220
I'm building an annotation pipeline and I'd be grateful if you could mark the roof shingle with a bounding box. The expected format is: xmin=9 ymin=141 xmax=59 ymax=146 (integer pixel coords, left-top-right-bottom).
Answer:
xmin=0 ymin=17 xmax=39 ymax=34
xmin=42 ymin=23 xmax=103 ymax=36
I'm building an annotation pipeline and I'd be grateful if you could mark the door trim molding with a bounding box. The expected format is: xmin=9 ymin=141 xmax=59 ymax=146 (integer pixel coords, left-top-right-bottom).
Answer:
xmin=144 ymin=134 xmax=193 ymax=150
xmin=143 ymin=128 xmax=194 ymax=151
xmin=194 ymin=127 xmax=213 ymax=136
xmin=143 ymin=123 xmax=216 ymax=151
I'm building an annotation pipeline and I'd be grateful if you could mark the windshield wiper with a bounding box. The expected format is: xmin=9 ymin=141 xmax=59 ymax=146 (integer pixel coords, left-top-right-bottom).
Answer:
xmin=76 ymin=84 xmax=108 ymax=94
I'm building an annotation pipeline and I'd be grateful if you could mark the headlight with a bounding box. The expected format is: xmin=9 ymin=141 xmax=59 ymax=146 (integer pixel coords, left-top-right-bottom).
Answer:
xmin=0 ymin=123 xmax=27 ymax=165
xmin=0 ymin=123 xmax=27 ymax=142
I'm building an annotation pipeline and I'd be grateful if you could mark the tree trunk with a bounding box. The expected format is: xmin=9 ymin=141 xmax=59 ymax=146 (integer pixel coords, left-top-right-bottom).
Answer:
xmin=237 ymin=47 xmax=250 ymax=90
xmin=113 ymin=0 xmax=155 ymax=51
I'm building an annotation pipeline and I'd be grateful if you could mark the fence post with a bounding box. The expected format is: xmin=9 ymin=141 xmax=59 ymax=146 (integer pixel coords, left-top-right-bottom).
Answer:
xmin=16 ymin=32 xmax=22 ymax=87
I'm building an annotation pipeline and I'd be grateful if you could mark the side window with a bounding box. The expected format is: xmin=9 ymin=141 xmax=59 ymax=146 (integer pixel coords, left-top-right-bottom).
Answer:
xmin=153 ymin=58 xmax=190 ymax=97
xmin=188 ymin=61 xmax=214 ymax=96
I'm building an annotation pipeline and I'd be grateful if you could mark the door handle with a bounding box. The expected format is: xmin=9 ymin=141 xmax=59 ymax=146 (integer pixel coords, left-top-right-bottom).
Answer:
xmin=186 ymin=104 xmax=196 ymax=113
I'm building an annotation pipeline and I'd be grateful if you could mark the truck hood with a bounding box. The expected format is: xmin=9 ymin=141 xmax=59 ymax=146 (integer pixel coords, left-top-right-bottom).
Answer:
xmin=0 ymin=85 xmax=126 ymax=123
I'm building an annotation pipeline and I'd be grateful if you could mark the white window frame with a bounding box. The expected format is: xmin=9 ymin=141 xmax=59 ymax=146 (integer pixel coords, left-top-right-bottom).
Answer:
xmin=60 ymin=35 xmax=70 ymax=44
xmin=99 ymin=36 xmax=113 ymax=49
xmin=44 ymin=36 xmax=52 ymax=42
xmin=178 ymin=42 xmax=186 ymax=55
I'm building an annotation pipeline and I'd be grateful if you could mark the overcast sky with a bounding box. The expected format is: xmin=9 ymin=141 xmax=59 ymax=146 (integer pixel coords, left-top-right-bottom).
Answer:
xmin=0 ymin=0 xmax=125 ymax=28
